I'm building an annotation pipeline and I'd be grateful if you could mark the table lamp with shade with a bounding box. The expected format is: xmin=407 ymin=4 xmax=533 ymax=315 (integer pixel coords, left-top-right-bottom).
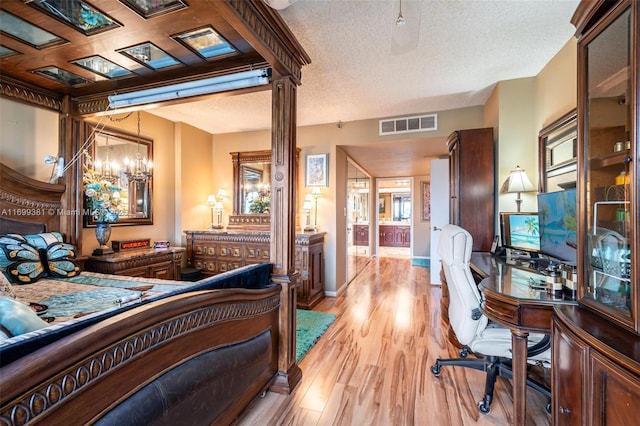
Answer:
xmin=501 ymin=165 xmax=536 ymax=212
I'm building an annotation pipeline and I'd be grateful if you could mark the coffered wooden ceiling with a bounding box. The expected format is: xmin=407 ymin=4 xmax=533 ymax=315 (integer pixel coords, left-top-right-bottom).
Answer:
xmin=0 ymin=0 xmax=310 ymax=114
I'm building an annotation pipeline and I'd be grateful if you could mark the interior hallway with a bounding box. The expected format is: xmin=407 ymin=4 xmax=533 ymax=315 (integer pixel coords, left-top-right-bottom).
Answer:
xmin=235 ymin=257 xmax=551 ymax=425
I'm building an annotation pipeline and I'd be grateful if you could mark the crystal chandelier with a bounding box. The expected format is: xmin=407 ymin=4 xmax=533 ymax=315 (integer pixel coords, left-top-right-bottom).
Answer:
xmin=124 ymin=111 xmax=152 ymax=183
xmin=94 ymin=136 xmax=119 ymax=184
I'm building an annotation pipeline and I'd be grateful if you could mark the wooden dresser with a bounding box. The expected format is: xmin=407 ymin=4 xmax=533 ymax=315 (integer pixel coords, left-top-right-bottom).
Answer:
xmin=84 ymin=247 xmax=185 ymax=280
xmin=184 ymin=230 xmax=325 ymax=310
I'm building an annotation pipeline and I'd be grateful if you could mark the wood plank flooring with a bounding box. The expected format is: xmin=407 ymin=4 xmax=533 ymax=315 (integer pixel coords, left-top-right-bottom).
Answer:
xmin=234 ymin=257 xmax=551 ymax=426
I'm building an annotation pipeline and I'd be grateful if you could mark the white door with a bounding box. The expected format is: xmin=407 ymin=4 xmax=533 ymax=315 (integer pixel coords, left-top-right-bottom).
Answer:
xmin=429 ymin=158 xmax=449 ymax=285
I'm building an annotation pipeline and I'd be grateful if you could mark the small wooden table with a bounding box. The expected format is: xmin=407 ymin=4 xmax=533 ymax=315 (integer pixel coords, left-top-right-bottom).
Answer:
xmin=470 ymin=252 xmax=576 ymax=426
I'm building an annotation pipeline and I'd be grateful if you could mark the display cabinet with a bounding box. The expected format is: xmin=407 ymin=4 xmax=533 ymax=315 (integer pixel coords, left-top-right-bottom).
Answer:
xmin=552 ymin=1 xmax=639 ymax=423
xmin=574 ymin=0 xmax=638 ymax=333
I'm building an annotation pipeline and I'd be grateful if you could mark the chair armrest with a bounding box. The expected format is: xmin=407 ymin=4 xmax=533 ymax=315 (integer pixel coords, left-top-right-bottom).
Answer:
xmin=526 ymin=335 xmax=550 ymax=358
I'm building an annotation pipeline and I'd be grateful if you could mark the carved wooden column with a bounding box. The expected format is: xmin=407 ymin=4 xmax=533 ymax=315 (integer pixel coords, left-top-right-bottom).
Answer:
xmin=59 ymin=96 xmax=83 ymax=250
xmin=269 ymin=76 xmax=302 ymax=394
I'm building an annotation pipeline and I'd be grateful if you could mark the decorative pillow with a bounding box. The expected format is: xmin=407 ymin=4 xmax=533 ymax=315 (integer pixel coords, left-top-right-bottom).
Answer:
xmin=0 ymin=233 xmax=81 ymax=284
xmin=0 ymin=232 xmax=64 ymax=268
xmin=0 ymin=297 xmax=50 ymax=339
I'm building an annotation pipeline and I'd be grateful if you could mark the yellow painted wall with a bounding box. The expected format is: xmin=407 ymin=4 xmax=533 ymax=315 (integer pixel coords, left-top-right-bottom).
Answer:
xmin=177 ymin=122 xmax=214 ymax=244
xmin=0 ymin=97 xmax=59 ymax=182
xmin=535 ymin=37 xmax=578 ymax=130
xmin=496 ymin=77 xmax=538 ymax=214
xmin=82 ymin=112 xmax=181 ymax=255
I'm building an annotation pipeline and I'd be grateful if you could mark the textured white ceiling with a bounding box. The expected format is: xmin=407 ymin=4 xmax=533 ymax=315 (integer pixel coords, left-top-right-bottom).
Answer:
xmin=149 ymin=0 xmax=580 ymax=177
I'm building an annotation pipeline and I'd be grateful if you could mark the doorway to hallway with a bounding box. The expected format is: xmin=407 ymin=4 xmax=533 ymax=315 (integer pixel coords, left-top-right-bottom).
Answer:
xmin=377 ymin=178 xmax=412 ymax=259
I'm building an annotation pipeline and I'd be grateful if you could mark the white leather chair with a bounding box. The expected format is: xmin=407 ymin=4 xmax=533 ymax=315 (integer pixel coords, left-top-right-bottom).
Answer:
xmin=431 ymin=224 xmax=551 ymax=414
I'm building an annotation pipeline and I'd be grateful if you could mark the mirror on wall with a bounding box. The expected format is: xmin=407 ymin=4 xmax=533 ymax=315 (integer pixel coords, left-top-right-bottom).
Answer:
xmin=84 ymin=123 xmax=153 ymax=227
xmin=346 ymin=159 xmax=371 ymax=284
xmin=230 ymin=148 xmax=300 ymax=218
xmin=241 ymin=163 xmax=271 ymax=214
xmin=538 ymin=109 xmax=577 ymax=193
xmin=392 ymin=193 xmax=412 ymax=222
xmin=231 ymin=150 xmax=272 ymax=216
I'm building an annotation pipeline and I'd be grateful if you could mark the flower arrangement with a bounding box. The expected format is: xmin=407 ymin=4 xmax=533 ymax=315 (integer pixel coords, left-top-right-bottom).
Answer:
xmin=83 ymin=151 xmax=122 ymax=223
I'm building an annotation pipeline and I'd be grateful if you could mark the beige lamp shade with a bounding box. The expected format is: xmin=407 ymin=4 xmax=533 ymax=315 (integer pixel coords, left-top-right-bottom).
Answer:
xmin=501 ymin=165 xmax=535 ymax=194
xmin=501 ymin=166 xmax=535 ymax=212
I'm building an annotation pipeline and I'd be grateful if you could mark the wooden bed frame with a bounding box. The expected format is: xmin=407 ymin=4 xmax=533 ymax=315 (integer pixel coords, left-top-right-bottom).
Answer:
xmin=0 ymin=163 xmax=281 ymax=424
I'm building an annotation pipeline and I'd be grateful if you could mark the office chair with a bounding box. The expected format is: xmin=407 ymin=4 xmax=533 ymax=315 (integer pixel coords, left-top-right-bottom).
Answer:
xmin=431 ymin=224 xmax=551 ymax=414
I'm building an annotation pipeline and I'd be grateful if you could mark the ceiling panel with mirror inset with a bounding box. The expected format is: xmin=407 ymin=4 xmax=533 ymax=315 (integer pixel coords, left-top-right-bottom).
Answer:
xmin=118 ymin=43 xmax=182 ymax=70
xmin=173 ymin=26 xmax=238 ymax=60
xmin=28 ymin=0 xmax=121 ymax=35
xmin=0 ymin=10 xmax=66 ymax=48
xmin=72 ymin=56 xmax=133 ymax=79
xmin=120 ymin=0 xmax=188 ymax=19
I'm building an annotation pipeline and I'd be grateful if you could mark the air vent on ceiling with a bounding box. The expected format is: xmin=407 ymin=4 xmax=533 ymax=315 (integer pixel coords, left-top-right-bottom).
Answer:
xmin=379 ymin=113 xmax=438 ymax=136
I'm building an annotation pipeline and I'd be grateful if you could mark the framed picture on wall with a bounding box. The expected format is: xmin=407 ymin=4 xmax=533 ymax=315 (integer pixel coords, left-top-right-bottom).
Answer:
xmin=421 ymin=181 xmax=431 ymax=221
xmin=379 ymin=198 xmax=385 ymax=213
xmin=306 ymin=153 xmax=328 ymax=187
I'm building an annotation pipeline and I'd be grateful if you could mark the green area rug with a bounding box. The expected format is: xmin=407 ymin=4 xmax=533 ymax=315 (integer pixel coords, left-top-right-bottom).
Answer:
xmin=296 ymin=309 xmax=336 ymax=362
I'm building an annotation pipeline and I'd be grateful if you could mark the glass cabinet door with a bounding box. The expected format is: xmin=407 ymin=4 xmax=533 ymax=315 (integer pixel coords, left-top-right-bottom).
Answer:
xmin=580 ymin=5 xmax=633 ymax=326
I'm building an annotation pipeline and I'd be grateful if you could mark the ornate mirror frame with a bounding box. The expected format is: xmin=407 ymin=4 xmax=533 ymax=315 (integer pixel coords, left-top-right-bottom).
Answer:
xmin=83 ymin=122 xmax=153 ymax=227
xmin=228 ymin=148 xmax=299 ymax=230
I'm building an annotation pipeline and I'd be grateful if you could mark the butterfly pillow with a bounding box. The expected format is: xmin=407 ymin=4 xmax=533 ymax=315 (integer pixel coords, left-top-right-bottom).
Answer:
xmin=0 ymin=234 xmax=81 ymax=284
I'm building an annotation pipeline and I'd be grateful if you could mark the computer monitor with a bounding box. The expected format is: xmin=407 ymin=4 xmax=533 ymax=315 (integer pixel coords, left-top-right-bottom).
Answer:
xmin=500 ymin=212 xmax=540 ymax=255
xmin=537 ymin=189 xmax=577 ymax=265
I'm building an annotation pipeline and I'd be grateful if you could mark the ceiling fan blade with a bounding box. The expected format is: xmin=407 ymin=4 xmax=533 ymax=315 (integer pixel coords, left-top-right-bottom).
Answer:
xmin=391 ymin=0 xmax=422 ymax=55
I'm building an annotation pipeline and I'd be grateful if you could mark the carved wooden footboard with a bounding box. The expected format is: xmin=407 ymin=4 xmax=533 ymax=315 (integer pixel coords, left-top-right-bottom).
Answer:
xmin=0 ymin=285 xmax=281 ymax=425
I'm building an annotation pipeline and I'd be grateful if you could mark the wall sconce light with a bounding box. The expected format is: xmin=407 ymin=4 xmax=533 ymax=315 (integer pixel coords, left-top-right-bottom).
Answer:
xmin=303 ymin=194 xmax=314 ymax=232
xmin=44 ymin=154 xmax=65 ymax=182
xmin=500 ymin=165 xmax=536 ymax=212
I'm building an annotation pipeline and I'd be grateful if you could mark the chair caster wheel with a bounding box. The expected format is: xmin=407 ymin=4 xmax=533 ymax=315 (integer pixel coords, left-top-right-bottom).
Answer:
xmin=459 ymin=348 xmax=468 ymax=358
xmin=477 ymin=400 xmax=491 ymax=414
xmin=430 ymin=364 xmax=441 ymax=376
xmin=546 ymin=401 xmax=551 ymax=414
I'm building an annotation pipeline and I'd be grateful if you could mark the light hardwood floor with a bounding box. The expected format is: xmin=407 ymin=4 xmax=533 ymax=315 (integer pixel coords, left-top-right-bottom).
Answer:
xmin=235 ymin=257 xmax=551 ymax=426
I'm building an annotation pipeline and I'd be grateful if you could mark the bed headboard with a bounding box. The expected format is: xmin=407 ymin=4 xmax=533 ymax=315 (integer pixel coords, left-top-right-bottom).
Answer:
xmin=0 ymin=163 xmax=66 ymax=234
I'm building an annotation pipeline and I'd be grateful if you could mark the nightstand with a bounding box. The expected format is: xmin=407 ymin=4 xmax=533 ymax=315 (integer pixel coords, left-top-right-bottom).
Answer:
xmin=84 ymin=247 xmax=185 ymax=280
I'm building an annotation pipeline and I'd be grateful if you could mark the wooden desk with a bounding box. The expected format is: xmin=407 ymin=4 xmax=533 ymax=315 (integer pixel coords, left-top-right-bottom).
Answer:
xmin=470 ymin=252 xmax=576 ymax=426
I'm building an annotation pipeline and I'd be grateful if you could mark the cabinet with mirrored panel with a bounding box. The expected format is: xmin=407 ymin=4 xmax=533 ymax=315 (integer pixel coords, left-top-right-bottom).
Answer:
xmin=553 ymin=1 xmax=640 ymax=423
xmin=574 ymin=0 xmax=637 ymax=331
